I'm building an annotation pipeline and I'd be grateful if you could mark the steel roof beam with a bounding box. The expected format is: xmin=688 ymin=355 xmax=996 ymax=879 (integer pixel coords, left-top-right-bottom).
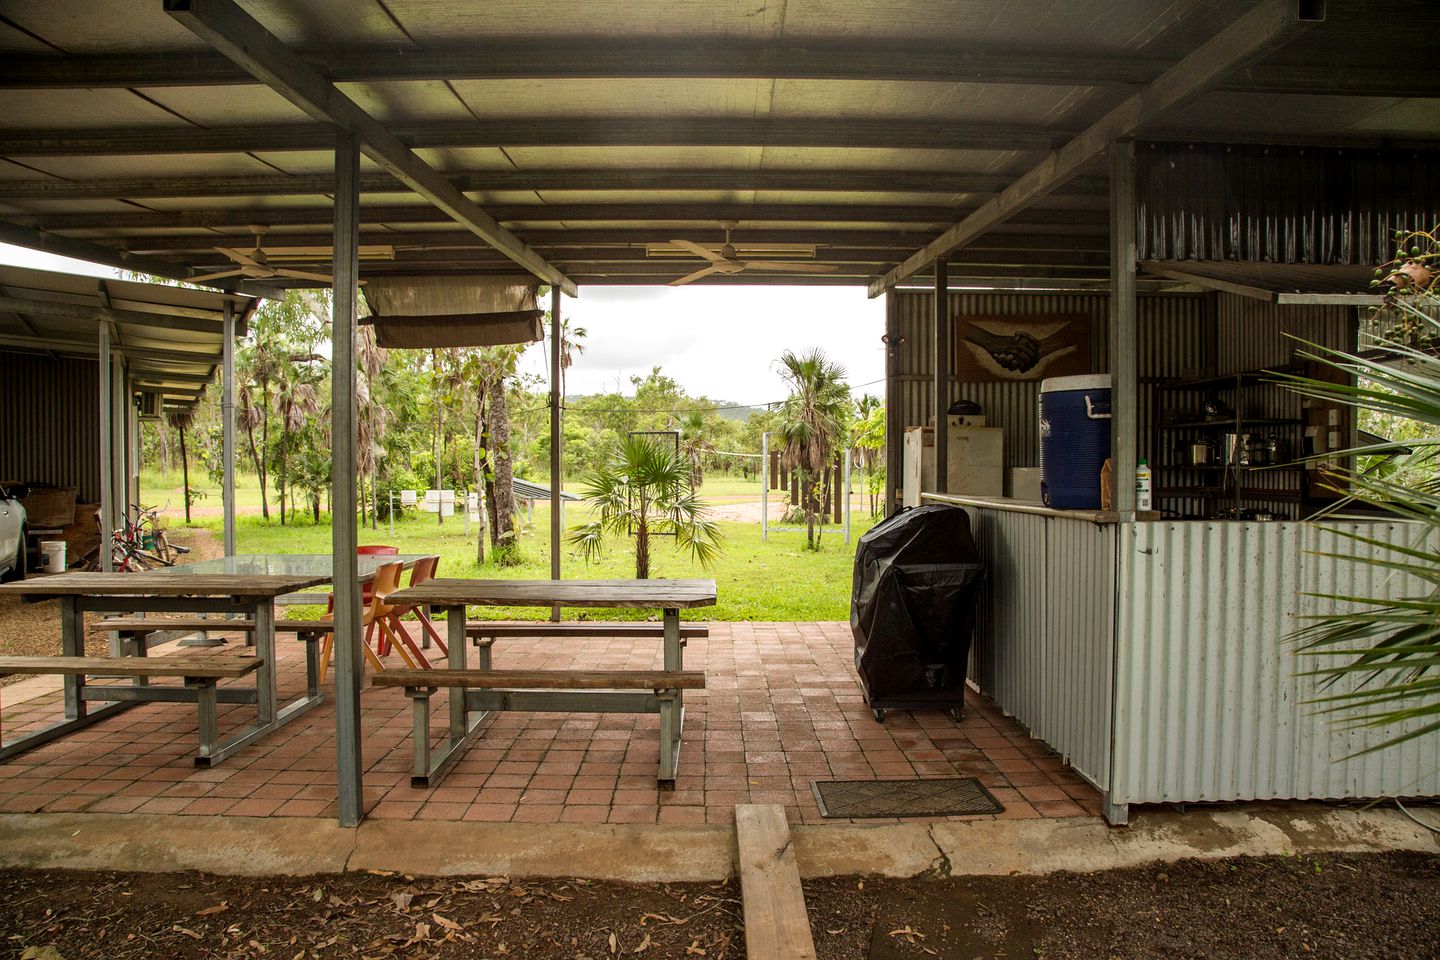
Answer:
xmin=0 ymin=169 xmax=1107 ymax=201
xmin=164 ymin=0 xmax=575 ymax=296
xmin=868 ymin=0 xmax=1324 ymax=297
xmin=0 ymin=294 xmax=227 ymax=334
xmin=122 ymin=229 xmax=1110 ymax=253
xmin=0 ymin=38 xmax=1415 ymax=96
xmin=9 ymin=203 xmax=1108 ymax=231
xmin=0 ymin=118 xmax=1069 ymax=156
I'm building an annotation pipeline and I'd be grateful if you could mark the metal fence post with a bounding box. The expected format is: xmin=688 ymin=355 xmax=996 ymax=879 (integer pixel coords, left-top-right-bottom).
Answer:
xmin=221 ymin=300 xmax=236 ymax=556
xmin=843 ymin=449 xmax=852 ymax=544
xmin=761 ymin=432 xmax=769 ymax=543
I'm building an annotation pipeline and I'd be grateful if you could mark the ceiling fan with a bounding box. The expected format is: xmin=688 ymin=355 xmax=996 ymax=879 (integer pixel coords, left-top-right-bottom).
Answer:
xmin=187 ymin=227 xmax=386 ymax=284
xmin=666 ymin=221 xmax=839 ymax=286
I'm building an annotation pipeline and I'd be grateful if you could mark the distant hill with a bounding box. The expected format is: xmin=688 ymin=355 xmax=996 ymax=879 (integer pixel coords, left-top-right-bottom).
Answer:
xmin=715 ymin=403 xmax=768 ymax=422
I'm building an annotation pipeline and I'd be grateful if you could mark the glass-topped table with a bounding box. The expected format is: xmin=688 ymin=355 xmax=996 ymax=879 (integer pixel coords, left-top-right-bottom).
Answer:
xmin=170 ymin=554 xmax=435 ymax=603
xmin=172 ymin=553 xmax=432 ymax=578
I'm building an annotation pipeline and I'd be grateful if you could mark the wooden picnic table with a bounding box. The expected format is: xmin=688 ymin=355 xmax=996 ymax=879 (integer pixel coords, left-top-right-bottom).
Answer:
xmin=0 ymin=571 xmax=329 ymax=765
xmin=382 ymin=578 xmax=717 ymax=785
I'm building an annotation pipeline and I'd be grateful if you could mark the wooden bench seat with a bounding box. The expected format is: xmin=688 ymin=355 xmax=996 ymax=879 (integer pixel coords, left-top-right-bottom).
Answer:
xmin=94 ymin=617 xmax=256 ymax=634
xmin=0 ymin=655 xmax=259 ymax=679
xmin=372 ymin=668 xmax=706 ymax=690
xmin=273 ymin=620 xmax=335 ymax=634
xmin=464 ymin=621 xmax=709 ymax=649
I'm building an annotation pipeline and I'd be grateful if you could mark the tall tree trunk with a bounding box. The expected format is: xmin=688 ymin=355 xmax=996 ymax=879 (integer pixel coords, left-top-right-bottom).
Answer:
xmin=245 ymin=423 xmax=268 ymax=521
xmin=257 ymin=392 xmax=271 ymax=519
xmin=801 ymin=469 xmax=816 ymax=548
xmin=487 ymin=378 xmax=517 ymax=554
xmin=159 ymin=417 xmax=172 ymax=476
xmin=473 ymin=412 xmax=488 ymax=564
xmin=371 ymin=469 xmax=379 ymax=530
xmin=479 ymin=391 xmax=499 ymax=549
xmin=179 ymin=424 xmax=191 ymax=523
xmin=277 ymin=432 xmax=287 ymax=526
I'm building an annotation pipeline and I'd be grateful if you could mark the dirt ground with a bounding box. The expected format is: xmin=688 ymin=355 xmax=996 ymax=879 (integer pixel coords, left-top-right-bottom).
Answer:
xmin=2 ymin=851 xmax=1436 ymax=959
xmin=0 ymin=528 xmax=220 ymax=686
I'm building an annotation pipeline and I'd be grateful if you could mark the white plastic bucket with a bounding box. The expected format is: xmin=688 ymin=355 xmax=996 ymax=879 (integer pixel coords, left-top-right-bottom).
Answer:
xmin=39 ymin=540 xmax=66 ymax=573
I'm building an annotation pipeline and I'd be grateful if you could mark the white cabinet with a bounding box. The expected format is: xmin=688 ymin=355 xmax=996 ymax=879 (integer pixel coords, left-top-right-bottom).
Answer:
xmin=901 ymin=424 xmax=1004 ymax=506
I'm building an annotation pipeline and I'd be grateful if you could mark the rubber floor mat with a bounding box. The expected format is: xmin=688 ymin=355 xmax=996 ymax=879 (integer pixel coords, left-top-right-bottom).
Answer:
xmin=810 ymin=777 xmax=1004 ymax=818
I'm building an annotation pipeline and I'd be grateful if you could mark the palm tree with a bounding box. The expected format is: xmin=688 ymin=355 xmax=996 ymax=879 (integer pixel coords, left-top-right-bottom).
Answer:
xmin=777 ymin=348 xmax=850 ymax=549
xmin=1277 ymin=225 xmax=1440 ymax=754
xmin=676 ymin=412 xmax=713 ymax=487
xmin=569 ymin=434 xmax=723 ymax=579
xmin=558 ymin=314 xmax=587 ymax=401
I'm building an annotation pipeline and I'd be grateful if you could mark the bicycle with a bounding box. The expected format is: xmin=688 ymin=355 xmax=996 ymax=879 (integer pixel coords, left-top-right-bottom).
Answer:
xmin=78 ymin=504 xmax=191 ymax=571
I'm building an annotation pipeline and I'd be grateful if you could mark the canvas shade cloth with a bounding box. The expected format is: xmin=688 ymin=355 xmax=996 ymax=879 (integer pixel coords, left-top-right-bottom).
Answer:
xmin=361 ymin=275 xmax=543 ymax=348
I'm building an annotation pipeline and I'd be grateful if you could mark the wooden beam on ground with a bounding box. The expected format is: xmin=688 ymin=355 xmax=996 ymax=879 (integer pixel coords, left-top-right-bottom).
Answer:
xmin=735 ymin=804 xmax=816 ymax=960
xmin=867 ymin=0 xmax=1323 ymax=297
xmin=164 ymin=0 xmax=575 ymax=296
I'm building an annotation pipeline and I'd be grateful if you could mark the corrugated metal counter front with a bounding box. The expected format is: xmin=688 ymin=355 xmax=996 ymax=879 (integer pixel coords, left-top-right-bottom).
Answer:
xmin=923 ymin=493 xmax=1440 ymax=825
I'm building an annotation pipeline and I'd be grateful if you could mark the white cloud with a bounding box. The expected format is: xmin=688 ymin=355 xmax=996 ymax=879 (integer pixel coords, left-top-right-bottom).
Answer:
xmin=523 ymin=285 xmax=887 ymax=404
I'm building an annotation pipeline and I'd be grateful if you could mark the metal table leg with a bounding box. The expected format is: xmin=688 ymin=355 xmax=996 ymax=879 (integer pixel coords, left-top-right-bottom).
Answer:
xmin=61 ymin=597 xmax=85 ymax=720
xmin=659 ymin=606 xmax=683 ymax=782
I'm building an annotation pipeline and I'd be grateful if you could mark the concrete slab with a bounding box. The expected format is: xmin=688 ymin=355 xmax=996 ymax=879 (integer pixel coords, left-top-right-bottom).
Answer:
xmin=792 ymin=822 xmax=946 ymax=878
xmin=928 ymin=807 xmax=1440 ymax=878
xmin=0 ymin=813 xmax=355 ymax=875
xmin=0 ymin=805 xmax=1431 ymax=882
xmin=349 ymin=821 xmax=736 ymax=882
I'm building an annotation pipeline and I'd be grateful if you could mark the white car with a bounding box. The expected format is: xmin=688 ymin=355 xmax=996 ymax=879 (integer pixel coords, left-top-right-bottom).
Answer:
xmin=0 ymin=483 xmax=28 ymax=582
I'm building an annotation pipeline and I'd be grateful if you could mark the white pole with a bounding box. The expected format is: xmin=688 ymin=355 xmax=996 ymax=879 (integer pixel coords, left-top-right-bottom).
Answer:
xmin=388 ymin=490 xmax=394 ymax=540
xmin=221 ymin=300 xmax=236 ymax=556
xmin=761 ymin=432 xmax=769 ymax=543
xmin=98 ymin=323 xmax=113 ymax=572
xmin=844 ymin=448 xmax=852 ymax=545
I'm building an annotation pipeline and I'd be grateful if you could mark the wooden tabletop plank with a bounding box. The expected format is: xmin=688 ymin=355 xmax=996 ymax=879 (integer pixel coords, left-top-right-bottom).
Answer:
xmin=0 ymin=655 xmax=261 ymax=679
xmin=0 ymin=572 xmax=331 ymax=598
xmin=371 ymin=668 xmax=707 ymax=690
xmin=387 ymin=578 xmax=717 ymax=609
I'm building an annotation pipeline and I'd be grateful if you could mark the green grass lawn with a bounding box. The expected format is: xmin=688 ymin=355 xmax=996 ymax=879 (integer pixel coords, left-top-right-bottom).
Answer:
xmin=187 ymin=502 xmax=875 ymax=622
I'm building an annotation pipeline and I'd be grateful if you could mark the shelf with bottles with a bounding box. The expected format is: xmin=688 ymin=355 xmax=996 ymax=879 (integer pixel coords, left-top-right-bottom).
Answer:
xmin=1156 ymin=462 xmax=1307 ymax=473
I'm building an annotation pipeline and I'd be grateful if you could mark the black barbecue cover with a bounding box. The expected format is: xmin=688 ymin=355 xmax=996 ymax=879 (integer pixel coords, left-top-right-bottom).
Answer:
xmin=850 ymin=505 xmax=986 ymax=701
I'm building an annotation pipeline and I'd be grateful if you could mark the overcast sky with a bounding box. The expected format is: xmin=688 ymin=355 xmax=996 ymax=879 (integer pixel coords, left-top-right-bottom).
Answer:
xmin=0 ymin=242 xmax=887 ymax=405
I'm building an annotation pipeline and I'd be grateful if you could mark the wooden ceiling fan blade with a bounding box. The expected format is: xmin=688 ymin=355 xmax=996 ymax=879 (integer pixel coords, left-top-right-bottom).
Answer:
xmin=741 ymin=261 xmax=839 ymax=272
xmin=187 ymin=267 xmax=244 ymax=282
xmin=215 ymin=247 xmax=262 ymax=268
xmin=670 ymin=265 xmax=722 ymax=286
xmin=670 ymin=239 xmax=725 ymax=262
xmin=275 ymin=268 xmax=337 ymax=283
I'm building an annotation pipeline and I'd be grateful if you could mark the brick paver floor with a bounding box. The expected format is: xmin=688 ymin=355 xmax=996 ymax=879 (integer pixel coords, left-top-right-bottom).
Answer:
xmin=0 ymin=622 xmax=1102 ymax=825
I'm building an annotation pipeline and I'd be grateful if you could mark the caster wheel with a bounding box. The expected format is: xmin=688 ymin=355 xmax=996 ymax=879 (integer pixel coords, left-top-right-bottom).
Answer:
xmin=872 ymin=708 xmax=886 ymax=723
xmin=947 ymin=707 xmax=965 ymax=723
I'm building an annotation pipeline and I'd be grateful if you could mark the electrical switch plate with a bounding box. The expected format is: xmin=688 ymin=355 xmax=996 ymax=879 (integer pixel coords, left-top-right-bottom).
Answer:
xmin=1328 ymin=408 xmax=1341 ymax=426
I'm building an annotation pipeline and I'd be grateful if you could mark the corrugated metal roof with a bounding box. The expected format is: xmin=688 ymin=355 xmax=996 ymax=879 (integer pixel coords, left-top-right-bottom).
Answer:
xmin=0 ymin=263 xmax=250 ymax=411
xmin=0 ymin=1 xmax=1434 ymax=290
xmin=513 ymin=478 xmax=580 ymax=502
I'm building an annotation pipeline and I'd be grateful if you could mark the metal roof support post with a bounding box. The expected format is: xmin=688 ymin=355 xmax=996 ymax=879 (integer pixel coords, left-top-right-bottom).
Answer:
xmin=883 ymin=291 xmax=901 ymax=515
xmin=331 ymin=131 xmax=364 ymax=827
xmin=933 ymin=258 xmax=950 ymax=494
xmin=111 ymin=352 xmax=127 ymax=523
xmin=549 ymin=285 xmax=562 ymax=623
xmin=1109 ymin=141 xmax=1138 ymax=519
xmin=221 ymin=300 xmax=236 ymax=556
xmin=98 ymin=323 xmax=114 ymax=572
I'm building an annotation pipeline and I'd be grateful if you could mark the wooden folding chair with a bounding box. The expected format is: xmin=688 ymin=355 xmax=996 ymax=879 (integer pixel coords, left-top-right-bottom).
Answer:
xmin=391 ymin=555 xmax=448 ymax=655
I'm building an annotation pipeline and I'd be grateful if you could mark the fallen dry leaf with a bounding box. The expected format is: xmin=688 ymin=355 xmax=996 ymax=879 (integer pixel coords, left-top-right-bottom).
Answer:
xmin=195 ymin=902 xmax=229 ymax=917
xmin=608 ymin=930 xmax=619 ymax=954
xmin=172 ymin=925 xmax=203 ymax=941
xmin=888 ymin=925 xmax=926 ymax=944
xmin=432 ymin=913 xmax=462 ymax=931
xmin=632 ymin=933 xmax=653 ymax=954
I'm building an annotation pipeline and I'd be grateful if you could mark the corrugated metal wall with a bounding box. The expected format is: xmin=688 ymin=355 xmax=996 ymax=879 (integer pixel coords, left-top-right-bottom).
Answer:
xmin=1113 ymin=520 xmax=1440 ymax=806
xmin=962 ymin=504 xmax=1117 ymax=791
xmin=1136 ymin=142 xmax=1440 ymax=266
xmin=893 ymin=290 xmax=1208 ymax=470
xmin=0 ymin=351 xmax=101 ymax=502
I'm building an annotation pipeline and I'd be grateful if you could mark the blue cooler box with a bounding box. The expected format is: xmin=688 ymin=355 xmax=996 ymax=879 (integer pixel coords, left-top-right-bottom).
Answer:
xmin=1039 ymin=374 xmax=1111 ymax=509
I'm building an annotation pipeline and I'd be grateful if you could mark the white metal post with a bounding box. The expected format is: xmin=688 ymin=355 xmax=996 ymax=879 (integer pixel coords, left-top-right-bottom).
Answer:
xmin=221 ymin=300 xmax=236 ymax=556
xmin=549 ymin=285 xmax=562 ymax=622
xmin=843 ymin=449 xmax=852 ymax=544
xmin=761 ymin=432 xmax=769 ymax=542
xmin=1109 ymin=140 xmax=1138 ymax=519
xmin=388 ymin=490 xmax=394 ymax=539
xmin=933 ymin=257 xmax=950 ymax=494
xmin=331 ymin=132 xmax=364 ymax=827
xmin=98 ymin=324 xmax=113 ymax=572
